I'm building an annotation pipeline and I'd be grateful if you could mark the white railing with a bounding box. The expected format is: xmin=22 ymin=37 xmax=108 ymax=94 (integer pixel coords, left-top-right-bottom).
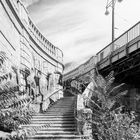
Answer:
xmin=97 ymin=22 xmax=140 ymax=62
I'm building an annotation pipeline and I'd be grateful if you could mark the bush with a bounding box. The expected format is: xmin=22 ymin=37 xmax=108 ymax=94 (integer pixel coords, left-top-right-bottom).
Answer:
xmin=83 ymin=70 xmax=140 ymax=140
xmin=0 ymin=51 xmax=36 ymax=139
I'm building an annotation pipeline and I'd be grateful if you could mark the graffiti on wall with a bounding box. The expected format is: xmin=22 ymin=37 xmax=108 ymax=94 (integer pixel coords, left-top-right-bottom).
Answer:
xmin=0 ymin=51 xmax=19 ymax=91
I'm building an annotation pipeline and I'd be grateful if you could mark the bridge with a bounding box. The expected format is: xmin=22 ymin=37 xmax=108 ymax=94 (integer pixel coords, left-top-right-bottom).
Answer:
xmin=63 ymin=21 xmax=140 ymax=85
xmin=1 ymin=0 xmax=140 ymax=139
xmin=63 ymin=21 xmax=140 ymax=116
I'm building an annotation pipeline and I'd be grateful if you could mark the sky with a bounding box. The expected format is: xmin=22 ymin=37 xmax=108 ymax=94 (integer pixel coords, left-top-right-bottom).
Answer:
xmin=22 ymin=0 xmax=140 ymax=73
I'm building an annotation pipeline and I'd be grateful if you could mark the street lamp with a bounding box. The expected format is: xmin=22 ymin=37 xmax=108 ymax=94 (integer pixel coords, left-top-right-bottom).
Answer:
xmin=105 ymin=0 xmax=123 ymax=51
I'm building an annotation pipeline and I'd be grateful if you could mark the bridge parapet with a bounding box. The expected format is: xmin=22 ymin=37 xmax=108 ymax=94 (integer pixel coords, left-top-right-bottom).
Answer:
xmin=97 ymin=21 xmax=140 ymax=66
xmin=97 ymin=22 xmax=140 ymax=69
xmin=63 ymin=56 xmax=96 ymax=81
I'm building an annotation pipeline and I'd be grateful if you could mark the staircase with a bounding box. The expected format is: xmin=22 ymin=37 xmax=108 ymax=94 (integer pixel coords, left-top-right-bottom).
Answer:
xmin=23 ymin=96 xmax=88 ymax=140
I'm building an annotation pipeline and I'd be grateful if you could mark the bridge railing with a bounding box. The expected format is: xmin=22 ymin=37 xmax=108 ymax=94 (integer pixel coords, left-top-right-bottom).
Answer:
xmin=97 ymin=21 xmax=140 ymax=62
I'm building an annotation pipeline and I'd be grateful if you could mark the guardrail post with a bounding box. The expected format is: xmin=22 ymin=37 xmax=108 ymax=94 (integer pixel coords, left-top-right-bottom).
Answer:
xmin=126 ymin=43 xmax=129 ymax=57
xmin=109 ymin=53 xmax=112 ymax=66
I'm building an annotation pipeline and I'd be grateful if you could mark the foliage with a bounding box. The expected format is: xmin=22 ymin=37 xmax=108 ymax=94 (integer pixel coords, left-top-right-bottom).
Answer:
xmin=82 ymin=70 xmax=140 ymax=140
xmin=0 ymin=51 xmax=48 ymax=140
xmin=54 ymin=71 xmax=63 ymax=86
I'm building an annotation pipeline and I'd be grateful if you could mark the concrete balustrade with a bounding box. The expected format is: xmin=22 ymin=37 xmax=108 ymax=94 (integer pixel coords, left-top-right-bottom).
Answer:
xmin=76 ymin=94 xmax=93 ymax=139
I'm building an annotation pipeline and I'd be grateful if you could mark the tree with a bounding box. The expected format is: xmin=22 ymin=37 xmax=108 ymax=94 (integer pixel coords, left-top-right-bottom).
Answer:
xmin=0 ymin=51 xmax=50 ymax=139
xmin=86 ymin=70 xmax=140 ymax=140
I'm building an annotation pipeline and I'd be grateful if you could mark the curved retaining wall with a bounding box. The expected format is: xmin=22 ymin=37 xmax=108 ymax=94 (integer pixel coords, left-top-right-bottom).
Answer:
xmin=0 ymin=0 xmax=63 ymax=75
xmin=0 ymin=0 xmax=64 ymax=98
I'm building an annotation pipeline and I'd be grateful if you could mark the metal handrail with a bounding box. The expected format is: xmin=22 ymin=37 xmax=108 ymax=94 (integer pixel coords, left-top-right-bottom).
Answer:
xmin=33 ymin=88 xmax=63 ymax=112
xmin=42 ymin=88 xmax=63 ymax=103
xmin=97 ymin=21 xmax=140 ymax=54
xmin=27 ymin=88 xmax=63 ymax=106
xmin=97 ymin=21 xmax=140 ymax=61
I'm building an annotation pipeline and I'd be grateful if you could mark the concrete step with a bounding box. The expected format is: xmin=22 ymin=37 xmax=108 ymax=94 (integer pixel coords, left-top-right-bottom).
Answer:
xmin=21 ymin=127 xmax=77 ymax=132
xmin=47 ymin=108 xmax=73 ymax=112
xmin=27 ymin=134 xmax=88 ymax=139
xmin=45 ymin=112 xmax=74 ymax=115
xmin=45 ymin=110 xmax=74 ymax=113
xmin=30 ymin=120 xmax=75 ymax=124
xmin=36 ymin=131 xmax=77 ymax=135
xmin=31 ymin=117 xmax=75 ymax=121
xmin=37 ymin=129 xmax=77 ymax=133
xmin=32 ymin=127 xmax=77 ymax=131
xmin=22 ymin=123 xmax=76 ymax=127
xmin=39 ymin=114 xmax=74 ymax=117
xmin=52 ymin=104 xmax=74 ymax=106
xmin=51 ymin=106 xmax=74 ymax=108
xmin=35 ymin=113 xmax=74 ymax=116
xmin=27 ymin=137 xmax=87 ymax=140
xmin=53 ymin=102 xmax=74 ymax=104
xmin=32 ymin=115 xmax=75 ymax=118
xmin=31 ymin=119 xmax=75 ymax=122
xmin=46 ymin=110 xmax=74 ymax=113
xmin=51 ymin=104 xmax=73 ymax=106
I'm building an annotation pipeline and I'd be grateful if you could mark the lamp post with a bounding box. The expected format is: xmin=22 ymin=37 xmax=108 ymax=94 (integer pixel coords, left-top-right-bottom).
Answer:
xmin=105 ymin=0 xmax=123 ymax=51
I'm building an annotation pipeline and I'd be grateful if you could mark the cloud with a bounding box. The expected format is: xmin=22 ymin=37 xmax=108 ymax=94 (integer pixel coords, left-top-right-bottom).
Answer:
xmin=75 ymin=34 xmax=106 ymax=45
xmin=27 ymin=0 xmax=140 ymax=73
xmin=64 ymin=54 xmax=93 ymax=74
xmin=21 ymin=0 xmax=40 ymax=7
xmin=36 ymin=11 xmax=85 ymax=36
xmin=26 ymin=0 xmax=109 ymax=72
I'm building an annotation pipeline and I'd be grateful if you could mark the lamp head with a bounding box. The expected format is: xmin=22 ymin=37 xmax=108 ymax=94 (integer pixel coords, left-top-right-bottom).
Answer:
xmin=105 ymin=9 xmax=109 ymax=15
